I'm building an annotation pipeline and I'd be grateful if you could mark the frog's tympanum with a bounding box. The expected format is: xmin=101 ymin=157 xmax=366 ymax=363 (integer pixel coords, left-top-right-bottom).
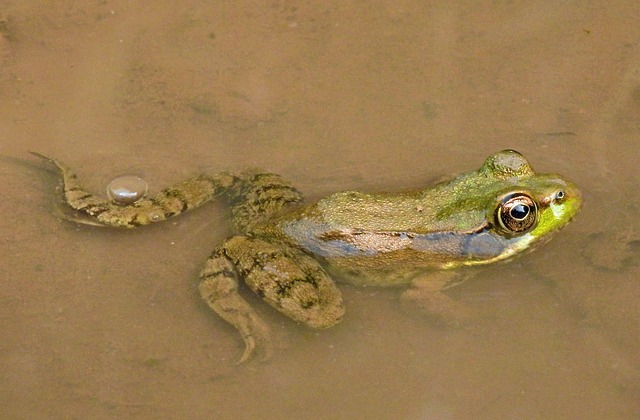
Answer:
xmin=33 ymin=150 xmax=581 ymax=362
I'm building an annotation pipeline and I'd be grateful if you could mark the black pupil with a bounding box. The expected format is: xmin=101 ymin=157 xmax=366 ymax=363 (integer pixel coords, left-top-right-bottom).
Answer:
xmin=556 ymin=191 xmax=565 ymax=200
xmin=510 ymin=204 xmax=529 ymax=220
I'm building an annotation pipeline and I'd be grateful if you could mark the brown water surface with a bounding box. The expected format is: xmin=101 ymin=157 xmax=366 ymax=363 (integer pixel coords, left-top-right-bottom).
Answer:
xmin=1 ymin=2 xmax=639 ymax=418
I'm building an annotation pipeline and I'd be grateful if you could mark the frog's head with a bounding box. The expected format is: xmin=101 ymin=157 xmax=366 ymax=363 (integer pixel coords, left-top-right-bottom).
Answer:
xmin=478 ymin=150 xmax=581 ymax=257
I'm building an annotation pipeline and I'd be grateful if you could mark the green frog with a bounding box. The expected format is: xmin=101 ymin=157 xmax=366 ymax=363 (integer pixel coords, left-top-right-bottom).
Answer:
xmin=33 ymin=150 xmax=581 ymax=363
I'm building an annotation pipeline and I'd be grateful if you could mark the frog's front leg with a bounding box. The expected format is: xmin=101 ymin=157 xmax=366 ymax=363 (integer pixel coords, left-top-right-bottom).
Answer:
xmin=199 ymin=236 xmax=345 ymax=363
xmin=401 ymin=271 xmax=470 ymax=326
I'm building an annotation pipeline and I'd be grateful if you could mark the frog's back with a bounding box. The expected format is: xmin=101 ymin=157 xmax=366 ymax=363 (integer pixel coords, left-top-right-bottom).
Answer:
xmin=250 ymin=150 xmax=581 ymax=287
xmin=255 ymin=190 xmax=496 ymax=286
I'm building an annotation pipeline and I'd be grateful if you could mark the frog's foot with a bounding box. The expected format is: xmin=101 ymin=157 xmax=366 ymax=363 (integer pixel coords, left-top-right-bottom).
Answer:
xmin=31 ymin=151 xmax=238 ymax=228
xmin=199 ymin=248 xmax=273 ymax=364
xmin=401 ymin=272 xmax=470 ymax=327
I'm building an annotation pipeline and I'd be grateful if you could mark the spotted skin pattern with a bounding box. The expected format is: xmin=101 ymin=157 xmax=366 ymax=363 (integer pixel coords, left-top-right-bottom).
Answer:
xmin=34 ymin=152 xmax=343 ymax=363
xmin=34 ymin=150 xmax=581 ymax=363
xmin=31 ymin=152 xmax=237 ymax=228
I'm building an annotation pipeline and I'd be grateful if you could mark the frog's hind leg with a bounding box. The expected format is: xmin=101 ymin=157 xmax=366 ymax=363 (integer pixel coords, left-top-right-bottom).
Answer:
xmin=31 ymin=152 xmax=238 ymax=228
xmin=199 ymin=243 xmax=273 ymax=363
xmin=229 ymin=171 xmax=304 ymax=232
xmin=199 ymin=235 xmax=345 ymax=363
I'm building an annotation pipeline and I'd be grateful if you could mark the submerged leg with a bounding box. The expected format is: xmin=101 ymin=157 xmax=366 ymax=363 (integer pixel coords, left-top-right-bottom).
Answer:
xmin=199 ymin=236 xmax=345 ymax=363
xmin=224 ymin=236 xmax=345 ymax=329
xmin=31 ymin=152 xmax=237 ymax=228
xmin=401 ymin=272 xmax=470 ymax=326
xmin=199 ymin=246 xmax=273 ymax=364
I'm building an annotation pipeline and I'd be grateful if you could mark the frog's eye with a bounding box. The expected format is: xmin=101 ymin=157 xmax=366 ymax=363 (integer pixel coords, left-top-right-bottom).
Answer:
xmin=495 ymin=193 xmax=538 ymax=234
xmin=554 ymin=190 xmax=566 ymax=203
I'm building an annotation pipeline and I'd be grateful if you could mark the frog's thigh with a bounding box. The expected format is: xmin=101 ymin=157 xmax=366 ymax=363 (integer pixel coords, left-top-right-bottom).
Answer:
xmin=225 ymin=236 xmax=345 ymax=330
xmin=199 ymin=243 xmax=272 ymax=363
xmin=401 ymin=272 xmax=470 ymax=326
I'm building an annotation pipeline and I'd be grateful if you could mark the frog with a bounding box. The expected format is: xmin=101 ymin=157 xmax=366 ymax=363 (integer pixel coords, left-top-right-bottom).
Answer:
xmin=32 ymin=150 xmax=581 ymax=363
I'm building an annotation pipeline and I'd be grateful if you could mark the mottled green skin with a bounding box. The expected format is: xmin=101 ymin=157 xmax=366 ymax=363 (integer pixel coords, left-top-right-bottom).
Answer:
xmin=251 ymin=151 xmax=581 ymax=287
xmin=35 ymin=150 xmax=581 ymax=363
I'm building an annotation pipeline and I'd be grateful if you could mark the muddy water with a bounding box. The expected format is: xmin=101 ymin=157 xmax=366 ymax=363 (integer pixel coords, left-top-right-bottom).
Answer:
xmin=1 ymin=1 xmax=639 ymax=418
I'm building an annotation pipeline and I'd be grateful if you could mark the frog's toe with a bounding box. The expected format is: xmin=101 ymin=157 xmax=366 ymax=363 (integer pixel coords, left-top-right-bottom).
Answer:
xmin=237 ymin=327 xmax=273 ymax=364
xmin=237 ymin=338 xmax=255 ymax=364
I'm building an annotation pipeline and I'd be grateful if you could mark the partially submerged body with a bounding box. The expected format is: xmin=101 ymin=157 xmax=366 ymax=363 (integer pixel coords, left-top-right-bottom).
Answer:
xmin=34 ymin=150 xmax=581 ymax=362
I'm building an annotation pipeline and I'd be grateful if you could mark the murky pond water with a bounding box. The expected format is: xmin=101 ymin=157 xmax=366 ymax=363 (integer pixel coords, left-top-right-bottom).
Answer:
xmin=1 ymin=2 xmax=639 ymax=418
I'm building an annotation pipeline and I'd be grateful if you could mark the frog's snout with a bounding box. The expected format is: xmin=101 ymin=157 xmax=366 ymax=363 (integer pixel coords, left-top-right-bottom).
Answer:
xmin=563 ymin=181 xmax=582 ymax=214
xmin=544 ymin=179 xmax=582 ymax=228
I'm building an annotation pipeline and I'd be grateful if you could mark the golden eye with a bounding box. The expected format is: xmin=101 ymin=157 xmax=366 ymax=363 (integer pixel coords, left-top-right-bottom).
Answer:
xmin=495 ymin=193 xmax=538 ymax=234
